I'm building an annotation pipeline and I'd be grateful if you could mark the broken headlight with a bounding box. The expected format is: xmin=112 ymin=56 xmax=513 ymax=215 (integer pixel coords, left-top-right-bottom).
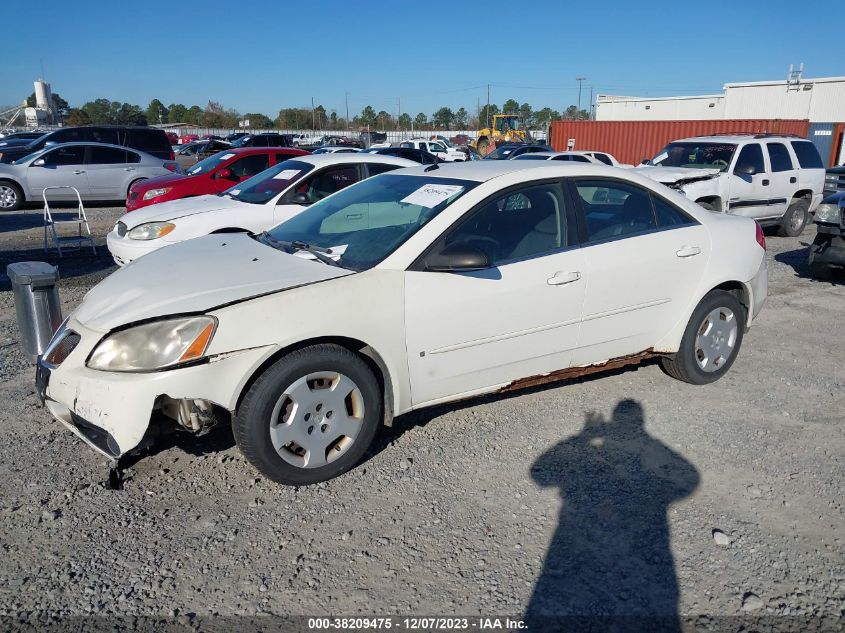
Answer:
xmin=814 ymin=203 xmax=840 ymax=224
xmin=87 ymin=316 xmax=217 ymax=372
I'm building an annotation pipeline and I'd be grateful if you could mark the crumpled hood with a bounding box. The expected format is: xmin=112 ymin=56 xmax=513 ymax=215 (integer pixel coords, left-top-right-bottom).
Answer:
xmin=120 ymin=194 xmax=246 ymax=228
xmin=74 ymin=234 xmax=353 ymax=331
xmin=634 ymin=165 xmax=721 ymax=185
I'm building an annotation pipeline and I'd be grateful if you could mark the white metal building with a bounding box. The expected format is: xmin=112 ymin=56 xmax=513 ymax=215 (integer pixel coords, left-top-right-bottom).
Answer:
xmin=596 ymin=76 xmax=845 ymax=123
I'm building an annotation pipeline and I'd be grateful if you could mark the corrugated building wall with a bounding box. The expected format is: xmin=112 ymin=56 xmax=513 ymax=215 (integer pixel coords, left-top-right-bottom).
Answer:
xmin=549 ymin=119 xmax=810 ymax=165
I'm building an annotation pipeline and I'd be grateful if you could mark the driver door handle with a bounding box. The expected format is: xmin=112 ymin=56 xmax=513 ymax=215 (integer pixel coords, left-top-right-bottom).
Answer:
xmin=73 ymin=170 xmax=85 ymax=174
xmin=547 ymin=271 xmax=581 ymax=286
xmin=676 ymin=246 xmax=701 ymax=258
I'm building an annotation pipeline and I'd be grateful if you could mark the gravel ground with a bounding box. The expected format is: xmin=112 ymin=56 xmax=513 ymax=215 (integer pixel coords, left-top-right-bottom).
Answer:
xmin=0 ymin=206 xmax=843 ymax=631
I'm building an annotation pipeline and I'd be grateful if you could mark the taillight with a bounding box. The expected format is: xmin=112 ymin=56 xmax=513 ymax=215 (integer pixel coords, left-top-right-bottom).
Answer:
xmin=164 ymin=162 xmax=178 ymax=172
xmin=169 ymin=149 xmax=175 ymax=160
xmin=755 ymin=221 xmax=766 ymax=250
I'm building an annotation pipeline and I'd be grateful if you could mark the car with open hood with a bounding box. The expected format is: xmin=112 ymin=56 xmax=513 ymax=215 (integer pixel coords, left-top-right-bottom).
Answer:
xmin=41 ymin=160 xmax=767 ymax=486
xmin=636 ymin=134 xmax=825 ymax=237
xmin=107 ymin=153 xmax=415 ymax=265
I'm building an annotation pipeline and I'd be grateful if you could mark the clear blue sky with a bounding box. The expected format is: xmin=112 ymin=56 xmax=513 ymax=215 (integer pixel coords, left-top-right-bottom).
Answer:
xmin=2 ymin=0 xmax=842 ymax=119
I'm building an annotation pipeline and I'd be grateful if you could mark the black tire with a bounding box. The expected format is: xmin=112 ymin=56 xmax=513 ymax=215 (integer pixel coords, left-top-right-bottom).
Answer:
xmin=778 ymin=199 xmax=809 ymax=237
xmin=696 ymin=200 xmax=716 ymax=211
xmin=0 ymin=180 xmax=24 ymax=211
xmin=808 ymin=234 xmax=833 ymax=280
xmin=233 ymin=344 xmax=382 ymax=485
xmin=660 ymin=290 xmax=746 ymax=385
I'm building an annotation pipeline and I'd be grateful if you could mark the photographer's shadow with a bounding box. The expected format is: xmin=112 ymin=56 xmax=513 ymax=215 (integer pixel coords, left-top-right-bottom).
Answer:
xmin=525 ymin=399 xmax=699 ymax=632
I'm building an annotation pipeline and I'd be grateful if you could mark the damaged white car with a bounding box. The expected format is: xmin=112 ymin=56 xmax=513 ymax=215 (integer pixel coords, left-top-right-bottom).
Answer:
xmin=38 ymin=161 xmax=767 ymax=485
xmin=636 ymin=134 xmax=825 ymax=236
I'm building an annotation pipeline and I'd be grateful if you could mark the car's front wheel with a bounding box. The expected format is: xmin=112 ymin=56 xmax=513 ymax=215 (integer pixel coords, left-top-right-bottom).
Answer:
xmin=0 ymin=180 xmax=23 ymax=211
xmin=660 ymin=290 xmax=746 ymax=385
xmin=234 ymin=344 xmax=382 ymax=485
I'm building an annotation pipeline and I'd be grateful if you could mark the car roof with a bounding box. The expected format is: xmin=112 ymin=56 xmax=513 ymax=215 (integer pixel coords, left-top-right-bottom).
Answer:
xmin=386 ymin=160 xmax=634 ymax=182
xmin=219 ymin=147 xmax=308 ymax=156
xmin=672 ymin=135 xmax=800 ymax=144
xmin=285 ymin=153 xmax=416 ymax=167
xmin=26 ymin=141 xmax=162 ymax=158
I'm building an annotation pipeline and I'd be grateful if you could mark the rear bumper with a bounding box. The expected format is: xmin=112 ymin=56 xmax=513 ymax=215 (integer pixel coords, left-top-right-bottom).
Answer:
xmin=748 ymin=255 xmax=768 ymax=323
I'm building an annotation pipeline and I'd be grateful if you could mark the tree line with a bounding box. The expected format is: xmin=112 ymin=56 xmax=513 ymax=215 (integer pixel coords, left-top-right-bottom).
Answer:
xmin=56 ymin=96 xmax=590 ymax=130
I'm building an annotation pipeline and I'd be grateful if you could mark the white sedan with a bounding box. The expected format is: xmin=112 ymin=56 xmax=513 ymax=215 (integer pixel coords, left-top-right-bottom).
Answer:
xmin=106 ymin=154 xmax=415 ymax=265
xmin=39 ymin=161 xmax=767 ymax=485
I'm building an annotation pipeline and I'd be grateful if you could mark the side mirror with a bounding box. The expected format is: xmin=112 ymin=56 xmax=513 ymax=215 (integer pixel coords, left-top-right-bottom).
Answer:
xmin=216 ymin=168 xmax=236 ymax=180
xmin=289 ymin=192 xmax=311 ymax=205
xmin=32 ymin=158 xmax=45 ymax=166
xmin=424 ymin=242 xmax=490 ymax=272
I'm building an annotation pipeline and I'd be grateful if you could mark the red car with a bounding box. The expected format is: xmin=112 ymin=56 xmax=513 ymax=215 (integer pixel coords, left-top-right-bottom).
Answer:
xmin=126 ymin=147 xmax=309 ymax=211
xmin=179 ymin=134 xmax=199 ymax=144
xmin=165 ymin=131 xmax=178 ymax=145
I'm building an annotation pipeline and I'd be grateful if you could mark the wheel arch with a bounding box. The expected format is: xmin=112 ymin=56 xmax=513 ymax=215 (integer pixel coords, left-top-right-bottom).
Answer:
xmin=234 ymin=336 xmax=395 ymax=427
xmin=0 ymin=177 xmax=25 ymax=203
xmin=791 ymin=189 xmax=813 ymax=203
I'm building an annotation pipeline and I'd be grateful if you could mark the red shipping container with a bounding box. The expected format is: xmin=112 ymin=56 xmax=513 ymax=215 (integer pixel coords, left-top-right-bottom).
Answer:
xmin=549 ymin=119 xmax=811 ymax=165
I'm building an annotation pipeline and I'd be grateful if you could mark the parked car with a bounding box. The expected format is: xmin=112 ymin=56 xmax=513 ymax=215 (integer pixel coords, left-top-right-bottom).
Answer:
xmin=107 ymin=153 xmax=415 ymax=265
xmin=636 ymin=134 xmax=825 ymax=236
xmin=0 ymin=131 xmax=47 ymax=147
xmin=225 ymin=132 xmax=249 ymax=143
xmin=292 ymin=133 xmax=323 ymax=147
xmin=165 ymin=132 xmax=178 ymax=145
xmin=231 ymin=133 xmax=293 ymax=148
xmin=513 ymin=151 xmax=602 ymax=163
xmin=400 ymin=138 xmax=465 ymax=162
xmin=312 ymin=146 xmax=361 ymax=154
xmin=483 ymin=144 xmax=554 ymax=160
xmin=360 ymin=146 xmax=439 ymax=164
xmin=179 ymin=134 xmax=199 ymax=145
xmin=127 ymin=147 xmax=310 ymax=211
xmin=0 ymin=142 xmax=178 ymax=211
xmin=320 ymin=136 xmax=362 ymax=148
xmin=174 ymin=139 xmax=234 ymax=171
xmin=807 ymin=191 xmax=845 ymax=279
xmin=43 ymin=161 xmax=767 ymax=485
xmin=201 ymin=134 xmax=224 ymax=141
xmin=0 ymin=125 xmax=174 ymax=163
xmin=359 ymin=131 xmax=387 ymax=148
xmin=823 ymin=164 xmax=845 ymax=195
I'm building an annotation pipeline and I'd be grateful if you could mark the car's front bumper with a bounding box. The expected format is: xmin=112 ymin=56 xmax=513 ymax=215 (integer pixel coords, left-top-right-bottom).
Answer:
xmin=106 ymin=230 xmax=173 ymax=266
xmin=38 ymin=319 xmax=274 ymax=458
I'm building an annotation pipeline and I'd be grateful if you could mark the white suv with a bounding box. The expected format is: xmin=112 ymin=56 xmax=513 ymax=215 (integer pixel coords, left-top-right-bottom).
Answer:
xmin=636 ymin=134 xmax=825 ymax=236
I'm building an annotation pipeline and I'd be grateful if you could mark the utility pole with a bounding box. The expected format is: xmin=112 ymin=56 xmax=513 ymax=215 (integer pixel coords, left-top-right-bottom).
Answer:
xmin=576 ymin=77 xmax=586 ymax=114
xmin=486 ymin=84 xmax=490 ymax=128
xmin=311 ymin=96 xmax=315 ymax=130
xmin=589 ymin=86 xmax=593 ymax=120
xmin=345 ymin=93 xmax=349 ymax=131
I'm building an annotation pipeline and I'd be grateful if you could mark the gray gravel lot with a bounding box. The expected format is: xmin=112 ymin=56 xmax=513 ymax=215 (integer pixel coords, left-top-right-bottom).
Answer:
xmin=0 ymin=205 xmax=843 ymax=630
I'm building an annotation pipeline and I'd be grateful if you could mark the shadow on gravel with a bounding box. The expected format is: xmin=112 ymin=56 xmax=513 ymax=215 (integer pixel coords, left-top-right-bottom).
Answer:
xmin=0 ymin=246 xmax=116 ymax=291
xmin=117 ymin=422 xmax=236 ymax=471
xmin=523 ymin=399 xmax=699 ymax=632
xmin=775 ymin=246 xmax=845 ymax=284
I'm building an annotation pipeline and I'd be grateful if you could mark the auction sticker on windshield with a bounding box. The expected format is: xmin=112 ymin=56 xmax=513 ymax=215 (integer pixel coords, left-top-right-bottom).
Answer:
xmin=273 ymin=169 xmax=301 ymax=180
xmin=220 ymin=153 xmax=236 ymax=160
xmin=400 ymin=184 xmax=464 ymax=208
xmin=652 ymin=152 xmax=668 ymax=164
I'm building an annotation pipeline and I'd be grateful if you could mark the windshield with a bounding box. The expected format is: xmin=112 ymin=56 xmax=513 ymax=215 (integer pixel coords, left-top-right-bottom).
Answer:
xmin=186 ymin=150 xmax=238 ymax=175
xmin=230 ymin=135 xmax=252 ymax=147
xmin=12 ymin=149 xmax=45 ymax=165
xmin=265 ymin=174 xmax=477 ymax=270
xmin=650 ymin=142 xmax=737 ymax=171
xmin=225 ymin=159 xmax=313 ymax=204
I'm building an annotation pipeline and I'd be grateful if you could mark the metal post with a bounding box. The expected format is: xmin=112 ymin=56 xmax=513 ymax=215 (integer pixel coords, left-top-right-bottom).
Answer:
xmin=576 ymin=77 xmax=586 ymax=114
xmin=486 ymin=84 xmax=490 ymax=128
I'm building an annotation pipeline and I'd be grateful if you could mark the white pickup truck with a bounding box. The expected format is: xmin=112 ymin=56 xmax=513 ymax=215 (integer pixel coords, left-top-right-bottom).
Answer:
xmin=636 ymin=134 xmax=825 ymax=236
xmin=399 ymin=139 xmax=465 ymax=162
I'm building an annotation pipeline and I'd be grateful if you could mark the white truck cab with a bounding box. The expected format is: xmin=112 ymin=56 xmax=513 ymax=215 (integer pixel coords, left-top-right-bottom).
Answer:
xmin=636 ymin=134 xmax=825 ymax=236
xmin=400 ymin=139 xmax=465 ymax=162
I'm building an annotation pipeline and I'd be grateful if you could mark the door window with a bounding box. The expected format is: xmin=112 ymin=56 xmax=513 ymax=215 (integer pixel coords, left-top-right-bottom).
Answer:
xmin=651 ymin=195 xmax=696 ymax=228
xmin=228 ymin=154 xmax=270 ymax=178
xmin=575 ymin=180 xmax=657 ymax=241
xmin=733 ymin=143 xmax=765 ymax=175
xmin=42 ymin=146 xmax=86 ymax=166
xmin=444 ymin=183 xmax=570 ymax=265
xmin=48 ymin=129 xmax=84 ymax=144
xmin=292 ymin=165 xmax=360 ymax=203
xmin=89 ymin=128 xmax=121 ymax=145
xmin=87 ymin=145 xmax=128 ymax=164
xmin=766 ymin=143 xmax=794 ymax=172
xmin=365 ymin=162 xmax=402 ymax=176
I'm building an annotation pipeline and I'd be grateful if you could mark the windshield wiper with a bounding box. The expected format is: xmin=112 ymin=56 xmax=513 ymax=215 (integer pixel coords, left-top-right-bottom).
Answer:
xmin=257 ymin=233 xmax=341 ymax=267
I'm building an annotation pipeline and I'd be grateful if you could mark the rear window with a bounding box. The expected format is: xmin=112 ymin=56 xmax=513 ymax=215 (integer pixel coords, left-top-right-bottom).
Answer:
xmin=128 ymin=128 xmax=171 ymax=156
xmin=790 ymin=141 xmax=824 ymax=169
xmin=592 ymin=153 xmax=614 ymax=166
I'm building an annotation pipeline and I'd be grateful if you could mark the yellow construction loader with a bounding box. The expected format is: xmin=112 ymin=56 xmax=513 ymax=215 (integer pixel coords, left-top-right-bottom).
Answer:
xmin=473 ymin=114 xmax=527 ymax=156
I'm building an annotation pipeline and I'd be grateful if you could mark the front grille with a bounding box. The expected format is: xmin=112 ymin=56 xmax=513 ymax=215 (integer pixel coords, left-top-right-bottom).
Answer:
xmin=43 ymin=331 xmax=81 ymax=367
xmin=116 ymin=221 xmax=127 ymax=237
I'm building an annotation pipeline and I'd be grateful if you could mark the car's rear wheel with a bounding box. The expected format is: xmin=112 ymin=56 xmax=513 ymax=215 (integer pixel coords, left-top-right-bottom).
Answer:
xmin=233 ymin=344 xmax=382 ymax=485
xmin=0 ymin=181 xmax=23 ymax=211
xmin=778 ymin=199 xmax=808 ymax=237
xmin=660 ymin=290 xmax=746 ymax=385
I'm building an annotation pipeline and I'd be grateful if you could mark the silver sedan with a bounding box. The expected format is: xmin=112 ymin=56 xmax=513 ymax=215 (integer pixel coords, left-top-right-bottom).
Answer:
xmin=0 ymin=142 xmax=178 ymax=211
